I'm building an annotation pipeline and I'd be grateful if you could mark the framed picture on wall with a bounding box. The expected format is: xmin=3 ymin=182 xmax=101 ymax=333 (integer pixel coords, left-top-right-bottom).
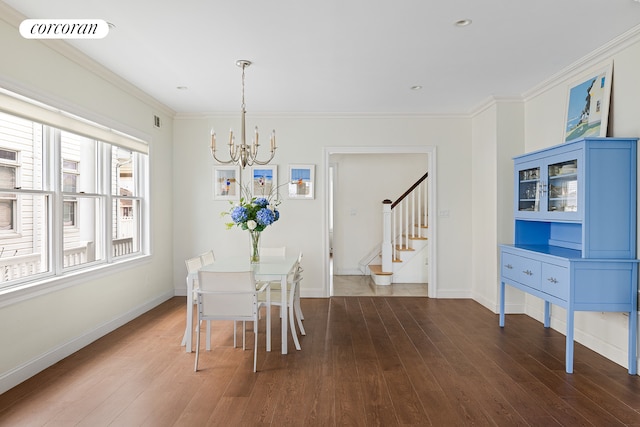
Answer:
xmin=250 ymin=165 xmax=277 ymax=197
xmin=288 ymin=164 xmax=315 ymax=199
xmin=563 ymin=61 xmax=613 ymax=143
xmin=213 ymin=166 xmax=240 ymax=200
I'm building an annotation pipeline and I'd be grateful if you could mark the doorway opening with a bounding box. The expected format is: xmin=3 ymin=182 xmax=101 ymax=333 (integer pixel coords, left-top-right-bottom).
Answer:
xmin=323 ymin=146 xmax=437 ymax=297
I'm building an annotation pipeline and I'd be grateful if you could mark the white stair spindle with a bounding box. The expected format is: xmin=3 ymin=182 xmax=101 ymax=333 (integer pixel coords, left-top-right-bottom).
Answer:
xmin=404 ymin=198 xmax=409 ymax=248
xmin=424 ymin=180 xmax=428 ymax=230
xmin=392 ymin=206 xmax=396 ymax=262
xmin=411 ymin=190 xmax=416 ymax=238
xmin=417 ymin=183 xmax=422 ymax=238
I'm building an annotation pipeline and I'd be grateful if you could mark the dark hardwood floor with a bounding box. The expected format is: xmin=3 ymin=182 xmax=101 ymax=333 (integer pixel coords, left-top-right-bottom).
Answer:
xmin=1 ymin=296 xmax=640 ymax=426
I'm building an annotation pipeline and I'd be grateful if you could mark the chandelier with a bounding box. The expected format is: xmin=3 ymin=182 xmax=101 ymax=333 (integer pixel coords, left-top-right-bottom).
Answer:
xmin=210 ymin=60 xmax=276 ymax=169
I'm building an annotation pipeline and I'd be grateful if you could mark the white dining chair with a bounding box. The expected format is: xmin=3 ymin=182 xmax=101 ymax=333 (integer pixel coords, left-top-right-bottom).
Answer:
xmin=194 ymin=270 xmax=270 ymax=372
xmin=260 ymin=246 xmax=286 ymax=257
xmin=292 ymin=252 xmax=305 ymax=333
xmin=194 ymin=250 xmax=247 ymax=349
xmin=184 ymin=255 xmax=213 ymax=350
xmin=200 ymin=249 xmax=215 ymax=266
xmin=258 ymin=252 xmax=305 ymax=350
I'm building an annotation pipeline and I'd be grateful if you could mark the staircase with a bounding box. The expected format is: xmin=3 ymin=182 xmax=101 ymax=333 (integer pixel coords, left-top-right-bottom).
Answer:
xmin=365 ymin=172 xmax=429 ymax=285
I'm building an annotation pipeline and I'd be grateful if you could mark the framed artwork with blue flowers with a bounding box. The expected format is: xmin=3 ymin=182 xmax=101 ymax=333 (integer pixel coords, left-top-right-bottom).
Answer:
xmin=213 ymin=166 xmax=240 ymax=200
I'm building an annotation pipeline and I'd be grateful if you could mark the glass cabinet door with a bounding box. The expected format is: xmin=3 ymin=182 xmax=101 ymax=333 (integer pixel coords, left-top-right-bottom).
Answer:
xmin=518 ymin=167 xmax=540 ymax=212
xmin=547 ymin=159 xmax=578 ymax=212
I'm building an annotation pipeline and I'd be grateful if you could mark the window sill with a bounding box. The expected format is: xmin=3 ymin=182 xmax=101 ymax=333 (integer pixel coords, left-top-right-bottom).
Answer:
xmin=0 ymin=254 xmax=151 ymax=308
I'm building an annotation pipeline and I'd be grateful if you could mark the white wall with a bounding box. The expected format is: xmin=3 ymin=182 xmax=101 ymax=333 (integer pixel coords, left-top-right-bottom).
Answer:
xmin=0 ymin=10 xmax=175 ymax=393
xmin=173 ymin=114 xmax=472 ymax=297
xmin=471 ymin=100 xmax=524 ymax=311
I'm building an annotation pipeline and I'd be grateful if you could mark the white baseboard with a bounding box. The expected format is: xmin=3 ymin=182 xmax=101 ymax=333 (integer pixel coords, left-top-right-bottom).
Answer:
xmin=0 ymin=290 xmax=174 ymax=395
xmin=334 ymin=269 xmax=365 ymax=276
xmin=434 ymin=289 xmax=473 ymax=299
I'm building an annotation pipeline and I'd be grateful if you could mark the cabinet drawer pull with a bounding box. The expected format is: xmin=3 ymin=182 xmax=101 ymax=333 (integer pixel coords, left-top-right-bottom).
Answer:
xmin=547 ymin=277 xmax=558 ymax=284
xmin=523 ymin=270 xmax=533 ymax=276
xmin=504 ymin=264 xmax=513 ymax=269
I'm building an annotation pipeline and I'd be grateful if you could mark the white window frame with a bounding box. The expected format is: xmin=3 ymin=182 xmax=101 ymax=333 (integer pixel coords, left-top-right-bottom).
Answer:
xmin=0 ymin=89 xmax=150 ymax=299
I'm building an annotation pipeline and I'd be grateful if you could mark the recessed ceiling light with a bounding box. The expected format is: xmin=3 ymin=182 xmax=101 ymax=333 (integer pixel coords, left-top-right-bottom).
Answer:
xmin=176 ymin=86 xmax=188 ymax=90
xmin=411 ymin=85 xmax=423 ymax=91
xmin=106 ymin=22 xmax=116 ymax=29
xmin=454 ymin=19 xmax=472 ymax=27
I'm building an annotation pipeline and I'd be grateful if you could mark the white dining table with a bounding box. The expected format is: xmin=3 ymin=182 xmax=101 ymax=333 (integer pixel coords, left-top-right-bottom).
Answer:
xmin=181 ymin=255 xmax=298 ymax=355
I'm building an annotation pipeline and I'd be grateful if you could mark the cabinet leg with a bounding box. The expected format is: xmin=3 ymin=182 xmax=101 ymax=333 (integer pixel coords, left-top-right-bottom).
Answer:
xmin=499 ymin=281 xmax=505 ymax=327
xmin=629 ymin=309 xmax=637 ymax=375
xmin=544 ymin=301 xmax=550 ymax=328
xmin=566 ymin=309 xmax=574 ymax=374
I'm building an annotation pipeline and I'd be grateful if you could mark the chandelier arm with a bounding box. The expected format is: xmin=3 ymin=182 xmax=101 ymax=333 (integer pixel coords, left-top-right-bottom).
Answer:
xmin=229 ymin=140 xmax=241 ymax=162
xmin=211 ymin=150 xmax=235 ymax=164
xmin=249 ymin=150 xmax=277 ymax=166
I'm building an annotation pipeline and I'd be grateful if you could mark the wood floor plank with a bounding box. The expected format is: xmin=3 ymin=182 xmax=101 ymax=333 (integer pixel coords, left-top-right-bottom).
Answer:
xmin=2 ymin=296 xmax=640 ymax=426
xmin=345 ymin=298 xmax=399 ymax=426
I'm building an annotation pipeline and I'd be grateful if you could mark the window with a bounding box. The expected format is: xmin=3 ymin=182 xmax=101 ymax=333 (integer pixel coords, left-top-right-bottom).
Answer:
xmin=111 ymin=147 xmax=142 ymax=257
xmin=0 ymin=102 xmax=149 ymax=288
xmin=62 ymin=158 xmax=79 ymax=227
xmin=0 ymin=149 xmax=18 ymax=232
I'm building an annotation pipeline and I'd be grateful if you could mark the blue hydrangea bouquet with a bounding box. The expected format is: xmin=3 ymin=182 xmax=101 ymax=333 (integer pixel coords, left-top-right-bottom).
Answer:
xmin=223 ymin=185 xmax=281 ymax=262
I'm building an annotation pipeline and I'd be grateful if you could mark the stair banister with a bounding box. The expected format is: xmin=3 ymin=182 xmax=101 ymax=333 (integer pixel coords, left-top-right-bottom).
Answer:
xmin=390 ymin=172 xmax=429 ymax=209
xmin=381 ymin=172 xmax=429 ymax=274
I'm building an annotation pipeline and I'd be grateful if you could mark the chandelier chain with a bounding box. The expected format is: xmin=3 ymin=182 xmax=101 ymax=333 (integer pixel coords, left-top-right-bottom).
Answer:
xmin=241 ymin=62 xmax=246 ymax=112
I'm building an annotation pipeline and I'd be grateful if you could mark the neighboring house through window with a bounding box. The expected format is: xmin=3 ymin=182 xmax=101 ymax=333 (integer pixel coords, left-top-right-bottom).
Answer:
xmin=62 ymin=159 xmax=79 ymax=227
xmin=0 ymin=148 xmax=18 ymax=232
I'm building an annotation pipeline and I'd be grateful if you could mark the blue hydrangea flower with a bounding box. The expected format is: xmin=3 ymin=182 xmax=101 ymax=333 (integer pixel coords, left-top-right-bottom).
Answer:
xmin=254 ymin=197 xmax=269 ymax=208
xmin=256 ymin=208 xmax=275 ymax=226
xmin=274 ymin=210 xmax=280 ymax=221
xmin=230 ymin=206 xmax=248 ymax=223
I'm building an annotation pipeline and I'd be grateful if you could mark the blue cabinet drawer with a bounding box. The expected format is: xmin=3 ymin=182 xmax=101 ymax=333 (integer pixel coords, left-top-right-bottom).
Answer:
xmin=502 ymin=252 xmax=541 ymax=290
xmin=540 ymin=263 xmax=569 ymax=301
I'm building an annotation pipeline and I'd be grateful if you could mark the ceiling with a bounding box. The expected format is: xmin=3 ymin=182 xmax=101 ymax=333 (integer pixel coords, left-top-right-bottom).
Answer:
xmin=3 ymin=0 xmax=640 ymax=115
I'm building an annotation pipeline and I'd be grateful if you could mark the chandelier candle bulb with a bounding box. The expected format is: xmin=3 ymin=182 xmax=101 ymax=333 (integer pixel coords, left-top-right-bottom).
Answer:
xmin=210 ymin=128 xmax=215 ymax=150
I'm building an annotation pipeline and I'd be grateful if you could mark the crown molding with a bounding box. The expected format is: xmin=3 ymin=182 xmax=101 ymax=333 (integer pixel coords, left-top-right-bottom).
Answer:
xmin=174 ymin=111 xmax=470 ymax=120
xmin=470 ymin=96 xmax=524 ymax=118
xmin=0 ymin=3 xmax=175 ymax=118
xmin=522 ymin=23 xmax=640 ymax=102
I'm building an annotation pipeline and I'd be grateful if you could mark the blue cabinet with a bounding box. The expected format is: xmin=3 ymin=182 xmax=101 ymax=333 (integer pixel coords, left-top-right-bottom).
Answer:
xmin=500 ymin=137 xmax=638 ymax=374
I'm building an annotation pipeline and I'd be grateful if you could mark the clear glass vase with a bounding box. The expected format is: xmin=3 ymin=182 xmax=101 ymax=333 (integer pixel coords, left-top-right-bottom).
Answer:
xmin=249 ymin=230 xmax=261 ymax=263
